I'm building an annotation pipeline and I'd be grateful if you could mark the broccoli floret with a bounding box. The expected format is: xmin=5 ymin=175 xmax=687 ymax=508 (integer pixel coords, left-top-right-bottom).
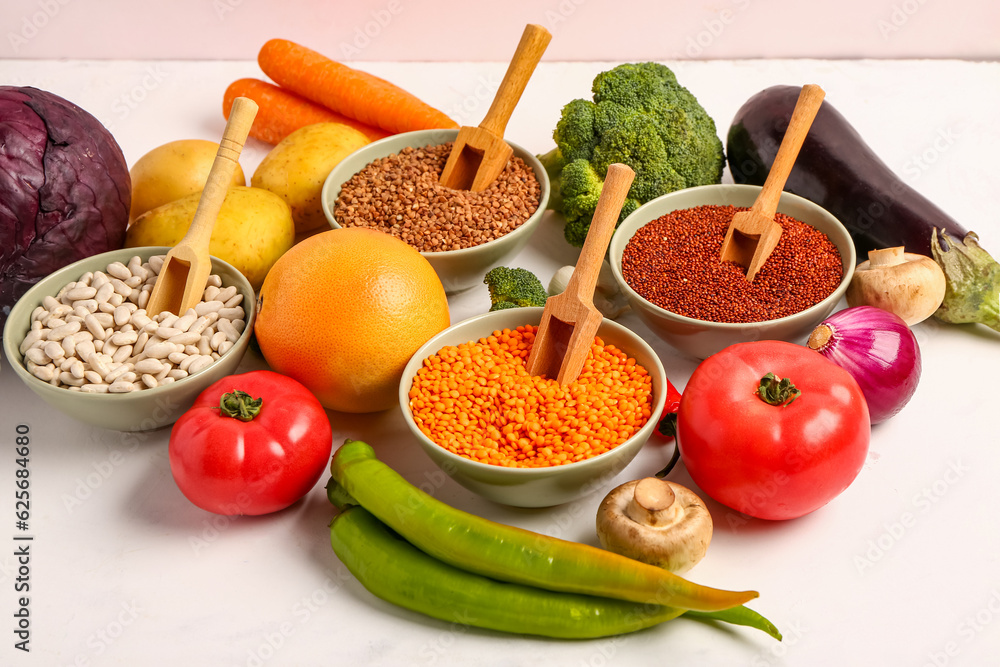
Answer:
xmin=554 ymin=98 xmax=598 ymax=162
xmin=537 ymin=62 xmax=725 ymax=247
xmin=483 ymin=266 xmax=548 ymax=311
xmin=558 ymin=160 xmax=604 ymax=247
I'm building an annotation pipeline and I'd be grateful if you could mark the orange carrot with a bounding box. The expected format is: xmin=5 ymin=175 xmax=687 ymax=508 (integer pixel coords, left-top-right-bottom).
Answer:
xmin=257 ymin=39 xmax=458 ymax=135
xmin=223 ymin=78 xmax=389 ymax=144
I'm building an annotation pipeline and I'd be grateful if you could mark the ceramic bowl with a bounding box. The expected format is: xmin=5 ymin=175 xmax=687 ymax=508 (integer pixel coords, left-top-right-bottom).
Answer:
xmin=608 ymin=184 xmax=856 ymax=360
xmin=398 ymin=307 xmax=667 ymax=508
xmin=2 ymin=247 xmax=256 ymax=432
xmin=321 ymin=129 xmax=550 ymax=294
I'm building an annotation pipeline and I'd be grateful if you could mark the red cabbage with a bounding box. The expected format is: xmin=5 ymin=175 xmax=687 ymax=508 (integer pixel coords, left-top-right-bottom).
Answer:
xmin=0 ymin=86 xmax=130 ymax=321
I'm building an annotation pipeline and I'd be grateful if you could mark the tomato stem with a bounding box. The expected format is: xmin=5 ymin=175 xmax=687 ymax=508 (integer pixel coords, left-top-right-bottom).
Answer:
xmin=654 ymin=443 xmax=681 ymax=478
xmin=654 ymin=378 xmax=683 ymax=477
xmin=217 ymin=390 xmax=263 ymax=421
xmin=756 ymin=373 xmax=801 ymax=407
xmin=656 ymin=411 xmax=678 ymax=439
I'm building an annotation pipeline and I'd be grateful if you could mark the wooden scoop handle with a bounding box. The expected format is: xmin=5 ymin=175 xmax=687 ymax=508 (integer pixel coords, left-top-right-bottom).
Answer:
xmin=181 ymin=96 xmax=258 ymax=248
xmin=479 ymin=24 xmax=552 ymax=138
xmin=754 ymin=84 xmax=825 ymax=218
xmin=561 ymin=163 xmax=635 ymax=303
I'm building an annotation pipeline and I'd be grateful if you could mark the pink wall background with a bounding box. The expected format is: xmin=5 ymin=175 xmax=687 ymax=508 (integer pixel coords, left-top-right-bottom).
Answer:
xmin=2 ymin=0 xmax=998 ymax=61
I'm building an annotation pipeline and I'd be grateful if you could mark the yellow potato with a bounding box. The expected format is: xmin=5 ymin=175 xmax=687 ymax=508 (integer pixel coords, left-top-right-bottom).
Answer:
xmin=126 ymin=186 xmax=294 ymax=290
xmin=251 ymin=122 xmax=370 ymax=235
xmin=129 ymin=139 xmax=247 ymax=220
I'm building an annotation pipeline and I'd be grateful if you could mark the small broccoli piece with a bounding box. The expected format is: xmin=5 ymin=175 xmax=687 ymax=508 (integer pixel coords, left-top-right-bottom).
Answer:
xmin=484 ymin=266 xmax=548 ymax=311
xmin=538 ymin=62 xmax=724 ymax=247
xmin=489 ymin=300 xmax=522 ymax=311
xmin=554 ymin=98 xmax=598 ymax=163
xmin=559 ymin=159 xmax=605 ymax=246
xmin=537 ymin=146 xmax=566 ymax=212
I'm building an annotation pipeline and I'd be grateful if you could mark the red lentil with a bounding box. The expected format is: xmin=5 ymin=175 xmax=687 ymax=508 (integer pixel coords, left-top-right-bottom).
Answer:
xmin=334 ymin=142 xmax=541 ymax=252
xmin=407 ymin=325 xmax=653 ymax=468
xmin=621 ymin=205 xmax=842 ymax=323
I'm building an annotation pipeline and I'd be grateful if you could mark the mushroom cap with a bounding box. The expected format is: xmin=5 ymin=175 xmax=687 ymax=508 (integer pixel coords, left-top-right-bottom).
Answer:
xmin=846 ymin=250 xmax=946 ymax=325
xmin=596 ymin=477 xmax=713 ymax=574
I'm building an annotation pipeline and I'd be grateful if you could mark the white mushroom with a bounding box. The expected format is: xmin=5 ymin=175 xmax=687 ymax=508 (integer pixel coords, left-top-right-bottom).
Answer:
xmin=548 ymin=260 xmax=630 ymax=319
xmin=596 ymin=477 xmax=712 ymax=574
xmin=845 ymin=246 xmax=946 ymax=325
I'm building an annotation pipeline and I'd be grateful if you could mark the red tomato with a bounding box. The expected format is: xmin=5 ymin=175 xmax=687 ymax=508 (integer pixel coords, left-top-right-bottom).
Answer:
xmin=677 ymin=341 xmax=870 ymax=521
xmin=169 ymin=370 xmax=333 ymax=516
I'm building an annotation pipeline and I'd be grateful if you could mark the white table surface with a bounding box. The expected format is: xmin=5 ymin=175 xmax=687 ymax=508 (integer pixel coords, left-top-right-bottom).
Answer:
xmin=2 ymin=58 xmax=999 ymax=667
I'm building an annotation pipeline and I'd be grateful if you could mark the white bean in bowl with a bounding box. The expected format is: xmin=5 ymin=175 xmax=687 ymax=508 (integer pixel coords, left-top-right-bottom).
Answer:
xmin=16 ymin=254 xmax=247 ymax=394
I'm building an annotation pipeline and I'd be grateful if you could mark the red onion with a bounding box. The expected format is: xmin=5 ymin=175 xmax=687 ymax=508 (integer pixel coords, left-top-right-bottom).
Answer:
xmin=806 ymin=306 xmax=921 ymax=424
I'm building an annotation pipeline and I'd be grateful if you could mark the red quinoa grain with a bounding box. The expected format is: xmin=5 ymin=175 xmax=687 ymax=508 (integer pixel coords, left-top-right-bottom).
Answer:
xmin=621 ymin=205 xmax=842 ymax=323
xmin=334 ymin=142 xmax=541 ymax=252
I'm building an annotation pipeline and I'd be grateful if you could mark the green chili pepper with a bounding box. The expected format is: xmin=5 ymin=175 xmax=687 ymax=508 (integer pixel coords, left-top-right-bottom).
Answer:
xmin=685 ymin=606 xmax=782 ymax=641
xmin=328 ymin=439 xmax=758 ymax=613
xmin=331 ymin=505 xmax=690 ymax=639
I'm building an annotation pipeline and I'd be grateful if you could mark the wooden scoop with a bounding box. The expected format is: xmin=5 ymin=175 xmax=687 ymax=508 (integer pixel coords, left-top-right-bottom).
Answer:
xmin=145 ymin=97 xmax=258 ymax=318
xmin=438 ymin=23 xmax=551 ymax=191
xmin=526 ymin=163 xmax=635 ymax=385
xmin=720 ymin=83 xmax=826 ymax=282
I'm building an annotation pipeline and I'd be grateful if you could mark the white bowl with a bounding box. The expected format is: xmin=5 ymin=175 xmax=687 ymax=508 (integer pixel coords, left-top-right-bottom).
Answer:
xmin=2 ymin=247 xmax=255 ymax=432
xmin=609 ymin=184 xmax=856 ymax=360
xmin=398 ymin=307 xmax=667 ymax=508
xmin=321 ymin=129 xmax=550 ymax=294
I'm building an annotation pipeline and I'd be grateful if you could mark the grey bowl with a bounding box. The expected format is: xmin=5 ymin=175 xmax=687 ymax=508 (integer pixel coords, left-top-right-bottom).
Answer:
xmin=321 ymin=129 xmax=549 ymax=294
xmin=609 ymin=184 xmax=856 ymax=360
xmin=398 ymin=307 xmax=667 ymax=508
xmin=2 ymin=247 xmax=256 ymax=432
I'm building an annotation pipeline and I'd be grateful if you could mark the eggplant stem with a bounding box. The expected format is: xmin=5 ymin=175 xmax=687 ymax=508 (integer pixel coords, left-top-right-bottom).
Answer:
xmin=930 ymin=229 xmax=1000 ymax=332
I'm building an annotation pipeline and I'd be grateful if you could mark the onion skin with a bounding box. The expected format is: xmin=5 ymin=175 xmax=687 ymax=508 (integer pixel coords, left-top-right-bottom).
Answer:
xmin=807 ymin=307 xmax=921 ymax=424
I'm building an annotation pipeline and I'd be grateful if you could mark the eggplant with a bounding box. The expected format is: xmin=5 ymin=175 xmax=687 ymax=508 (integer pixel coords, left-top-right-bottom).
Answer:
xmin=726 ymin=85 xmax=999 ymax=332
xmin=726 ymin=85 xmax=969 ymax=257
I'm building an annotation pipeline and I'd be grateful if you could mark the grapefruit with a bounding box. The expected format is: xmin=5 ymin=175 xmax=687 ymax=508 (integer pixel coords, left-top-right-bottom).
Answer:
xmin=254 ymin=228 xmax=450 ymax=413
